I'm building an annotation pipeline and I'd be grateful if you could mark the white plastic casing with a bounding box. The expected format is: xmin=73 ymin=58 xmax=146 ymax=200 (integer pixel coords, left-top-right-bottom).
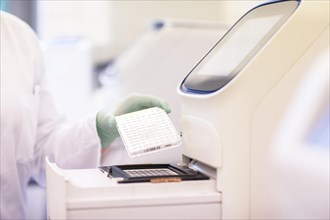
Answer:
xmin=178 ymin=1 xmax=329 ymax=219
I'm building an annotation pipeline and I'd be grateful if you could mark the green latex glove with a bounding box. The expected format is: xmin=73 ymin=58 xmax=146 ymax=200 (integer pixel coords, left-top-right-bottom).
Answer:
xmin=96 ymin=93 xmax=171 ymax=147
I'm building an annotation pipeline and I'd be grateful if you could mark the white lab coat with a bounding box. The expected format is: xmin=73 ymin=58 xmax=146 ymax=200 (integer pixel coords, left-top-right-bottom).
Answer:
xmin=0 ymin=12 xmax=101 ymax=219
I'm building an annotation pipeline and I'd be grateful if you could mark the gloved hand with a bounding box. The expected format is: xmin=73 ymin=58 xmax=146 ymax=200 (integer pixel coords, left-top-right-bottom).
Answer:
xmin=96 ymin=93 xmax=171 ymax=147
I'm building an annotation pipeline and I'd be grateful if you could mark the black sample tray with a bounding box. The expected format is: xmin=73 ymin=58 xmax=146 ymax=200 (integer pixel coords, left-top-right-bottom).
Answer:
xmin=99 ymin=164 xmax=209 ymax=183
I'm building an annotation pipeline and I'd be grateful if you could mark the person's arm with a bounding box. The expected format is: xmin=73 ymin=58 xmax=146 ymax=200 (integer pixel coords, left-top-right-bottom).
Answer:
xmin=31 ymin=40 xmax=101 ymax=186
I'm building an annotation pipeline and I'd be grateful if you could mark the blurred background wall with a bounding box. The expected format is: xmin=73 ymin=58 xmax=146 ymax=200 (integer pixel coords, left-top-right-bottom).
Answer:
xmin=2 ymin=0 xmax=261 ymax=63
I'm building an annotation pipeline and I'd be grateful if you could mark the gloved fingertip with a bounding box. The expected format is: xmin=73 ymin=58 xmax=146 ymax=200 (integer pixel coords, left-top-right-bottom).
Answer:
xmin=162 ymin=102 xmax=171 ymax=114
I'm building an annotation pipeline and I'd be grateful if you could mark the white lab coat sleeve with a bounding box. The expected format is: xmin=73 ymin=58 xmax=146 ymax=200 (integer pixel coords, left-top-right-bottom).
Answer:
xmin=31 ymin=37 xmax=101 ymax=186
xmin=33 ymin=96 xmax=101 ymax=185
